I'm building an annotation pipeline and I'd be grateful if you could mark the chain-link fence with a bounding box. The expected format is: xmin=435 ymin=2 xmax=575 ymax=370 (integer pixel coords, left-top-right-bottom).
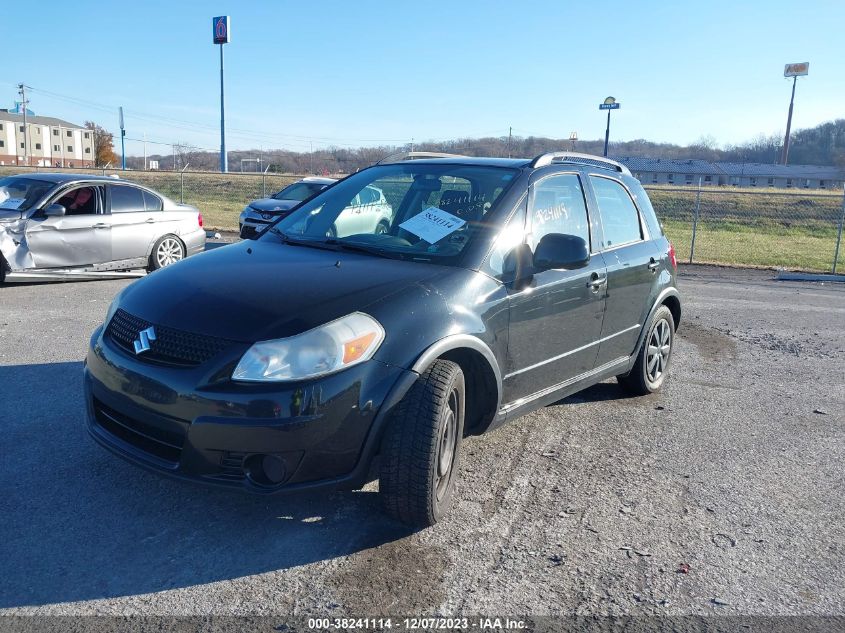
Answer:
xmin=2 ymin=165 xmax=844 ymax=273
xmin=645 ymin=184 xmax=845 ymax=273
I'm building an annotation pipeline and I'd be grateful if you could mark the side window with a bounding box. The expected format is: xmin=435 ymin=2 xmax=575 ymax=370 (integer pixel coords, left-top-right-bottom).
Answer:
xmin=590 ymin=176 xmax=643 ymax=248
xmin=143 ymin=191 xmax=163 ymax=212
xmin=55 ymin=186 xmax=99 ymax=216
xmin=109 ymin=185 xmax=146 ymax=213
xmin=528 ymin=173 xmax=590 ymax=250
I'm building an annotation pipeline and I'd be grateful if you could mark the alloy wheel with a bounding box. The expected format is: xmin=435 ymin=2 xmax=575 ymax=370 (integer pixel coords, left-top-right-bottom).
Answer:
xmin=646 ymin=319 xmax=671 ymax=383
xmin=156 ymin=237 xmax=184 ymax=268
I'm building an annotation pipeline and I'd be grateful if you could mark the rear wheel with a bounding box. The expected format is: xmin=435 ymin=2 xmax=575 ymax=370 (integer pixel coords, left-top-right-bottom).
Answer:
xmin=379 ymin=359 xmax=465 ymax=527
xmin=0 ymin=253 xmax=7 ymax=284
xmin=375 ymin=220 xmax=390 ymax=235
xmin=618 ymin=305 xmax=674 ymax=395
xmin=148 ymin=234 xmax=185 ymax=272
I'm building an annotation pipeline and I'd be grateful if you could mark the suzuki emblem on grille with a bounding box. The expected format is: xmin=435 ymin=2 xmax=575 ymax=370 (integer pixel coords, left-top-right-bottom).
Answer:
xmin=133 ymin=326 xmax=157 ymax=354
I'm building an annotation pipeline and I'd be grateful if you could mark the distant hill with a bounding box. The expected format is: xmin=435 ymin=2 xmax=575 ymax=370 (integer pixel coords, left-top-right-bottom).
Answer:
xmin=132 ymin=119 xmax=845 ymax=174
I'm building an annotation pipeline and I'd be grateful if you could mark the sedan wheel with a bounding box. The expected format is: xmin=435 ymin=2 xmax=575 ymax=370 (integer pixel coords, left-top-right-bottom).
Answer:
xmin=148 ymin=235 xmax=185 ymax=272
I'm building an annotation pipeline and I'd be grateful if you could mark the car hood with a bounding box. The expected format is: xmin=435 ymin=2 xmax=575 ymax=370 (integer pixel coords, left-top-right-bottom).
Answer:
xmin=248 ymin=198 xmax=298 ymax=213
xmin=0 ymin=208 xmax=24 ymax=221
xmin=118 ymin=239 xmax=450 ymax=343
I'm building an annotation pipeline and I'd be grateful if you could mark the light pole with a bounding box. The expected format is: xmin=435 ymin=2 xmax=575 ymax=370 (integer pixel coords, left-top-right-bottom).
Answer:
xmin=780 ymin=62 xmax=809 ymax=165
xmin=569 ymin=131 xmax=578 ymax=152
xmin=213 ymin=16 xmax=231 ymax=173
xmin=599 ymin=96 xmax=620 ymax=157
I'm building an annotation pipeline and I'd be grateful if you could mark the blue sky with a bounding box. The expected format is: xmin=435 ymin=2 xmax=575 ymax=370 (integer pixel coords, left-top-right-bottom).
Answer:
xmin=4 ymin=0 xmax=843 ymax=156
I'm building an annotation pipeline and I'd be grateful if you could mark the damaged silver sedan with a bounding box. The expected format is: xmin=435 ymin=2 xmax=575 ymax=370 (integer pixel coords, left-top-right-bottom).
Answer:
xmin=0 ymin=173 xmax=206 ymax=283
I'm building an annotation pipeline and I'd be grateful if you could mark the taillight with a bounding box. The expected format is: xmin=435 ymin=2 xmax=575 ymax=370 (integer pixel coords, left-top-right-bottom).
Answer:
xmin=198 ymin=213 xmax=204 ymax=228
xmin=668 ymin=243 xmax=677 ymax=270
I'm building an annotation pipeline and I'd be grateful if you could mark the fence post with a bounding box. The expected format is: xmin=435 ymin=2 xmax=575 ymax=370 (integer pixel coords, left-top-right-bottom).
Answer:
xmin=833 ymin=190 xmax=845 ymax=274
xmin=689 ymin=177 xmax=702 ymax=264
xmin=262 ymin=164 xmax=271 ymax=198
xmin=180 ymin=163 xmax=190 ymax=204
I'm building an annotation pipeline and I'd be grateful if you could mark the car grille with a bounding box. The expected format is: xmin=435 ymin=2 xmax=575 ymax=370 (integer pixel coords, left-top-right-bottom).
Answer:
xmin=106 ymin=308 xmax=234 ymax=367
xmin=92 ymin=396 xmax=186 ymax=464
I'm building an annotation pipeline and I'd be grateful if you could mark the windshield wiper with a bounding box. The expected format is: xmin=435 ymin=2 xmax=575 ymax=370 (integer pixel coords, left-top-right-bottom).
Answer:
xmin=324 ymin=238 xmax=409 ymax=260
xmin=268 ymin=228 xmax=340 ymax=251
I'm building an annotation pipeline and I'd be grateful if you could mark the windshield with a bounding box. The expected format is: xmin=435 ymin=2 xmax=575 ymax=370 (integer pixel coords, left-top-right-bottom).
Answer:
xmin=272 ymin=182 xmax=329 ymax=201
xmin=0 ymin=177 xmax=54 ymax=212
xmin=267 ymin=164 xmax=518 ymax=265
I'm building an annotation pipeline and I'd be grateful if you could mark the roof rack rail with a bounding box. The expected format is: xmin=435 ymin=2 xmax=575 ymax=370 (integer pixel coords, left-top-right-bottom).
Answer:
xmin=376 ymin=151 xmax=468 ymax=165
xmin=530 ymin=151 xmax=631 ymax=175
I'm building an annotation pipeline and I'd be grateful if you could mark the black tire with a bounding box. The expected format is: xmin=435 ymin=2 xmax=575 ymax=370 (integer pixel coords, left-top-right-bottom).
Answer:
xmin=375 ymin=220 xmax=390 ymax=235
xmin=617 ymin=305 xmax=675 ymax=395
xmin=147 ymin=234 xmax=185 ymax=272
xmin=326 ymin=225 xmax=337 ymax=239
xmin=379 ymin=359 xmax=465 ymax=527
xmin=0 ymin=253 xmax=7 ymax=284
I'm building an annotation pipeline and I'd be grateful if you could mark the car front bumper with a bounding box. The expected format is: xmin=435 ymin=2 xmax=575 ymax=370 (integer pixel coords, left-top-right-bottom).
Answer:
xmin=83 ymin=324 xmax=417 ymax=493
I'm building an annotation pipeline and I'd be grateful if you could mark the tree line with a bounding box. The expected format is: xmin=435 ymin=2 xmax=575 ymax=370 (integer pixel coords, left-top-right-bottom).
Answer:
xmin=93 ymin=118 xmax=845 ymax=174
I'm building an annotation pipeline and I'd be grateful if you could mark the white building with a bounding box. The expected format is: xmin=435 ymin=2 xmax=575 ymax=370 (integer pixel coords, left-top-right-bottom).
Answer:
xmin=0 ymin=110 xmax=95 ymax=168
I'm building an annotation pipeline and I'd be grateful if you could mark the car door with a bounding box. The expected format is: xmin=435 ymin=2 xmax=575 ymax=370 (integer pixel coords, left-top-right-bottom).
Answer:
xmin=107 ymin=184 xmax=161 ymax=261
xmin=25 ymin=184 xmax=111 ymax=268
xmin=587 ymin=175 xmax=662 ymax=366
xmin=503 ymin=172 xmax=608 ymax=404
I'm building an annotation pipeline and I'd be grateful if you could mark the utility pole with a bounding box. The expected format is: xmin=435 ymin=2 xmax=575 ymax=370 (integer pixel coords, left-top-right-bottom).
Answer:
xmin=310 ymin=140 xmax=314 ymax=174
xmin=143 ymin=133 xmax=147 ymax=170
xmin=17 ymin=83 xmax=29 ymax=166
xmin=507 ymin=126 xmax=512 ymax=158
xmin=119 ymin=107 xmax=126 ymax=170
xmin=173 ymin=144 xmax=177 ymax=171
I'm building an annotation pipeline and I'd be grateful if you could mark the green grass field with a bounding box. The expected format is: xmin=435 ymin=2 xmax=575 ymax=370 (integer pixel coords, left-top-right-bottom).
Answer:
xmin=2 ymin=166 xmax=843 ymax=272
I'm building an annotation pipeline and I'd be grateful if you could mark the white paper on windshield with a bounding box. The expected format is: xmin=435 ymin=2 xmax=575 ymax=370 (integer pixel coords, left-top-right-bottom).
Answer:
xmin=0 ymin=198 xmax=24 ymax=210
xmin=399 ymin=207 xmax=466 ymax=244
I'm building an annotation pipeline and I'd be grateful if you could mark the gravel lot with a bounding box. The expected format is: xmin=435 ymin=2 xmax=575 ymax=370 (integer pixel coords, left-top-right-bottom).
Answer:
xmin=0 ymin=263 xmax=843 ymax=618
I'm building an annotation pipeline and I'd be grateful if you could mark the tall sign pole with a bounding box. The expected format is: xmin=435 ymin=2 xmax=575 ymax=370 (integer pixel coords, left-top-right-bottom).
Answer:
xmin=780 ymin=62 xmax=809 ymax=165
xmin=213 ymin=16 xmax=231 ymax=173
xmin=599 ymin=96 xmax=620 ymax=157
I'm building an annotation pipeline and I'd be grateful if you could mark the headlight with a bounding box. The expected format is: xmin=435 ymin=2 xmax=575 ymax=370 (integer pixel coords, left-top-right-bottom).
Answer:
xmin=232 ymin=312 xmax=385 ymax=382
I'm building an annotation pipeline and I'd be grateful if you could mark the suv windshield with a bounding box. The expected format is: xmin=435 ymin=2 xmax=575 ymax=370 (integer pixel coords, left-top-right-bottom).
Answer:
xmin=272 ymin=182 xmax=328 ymax=201
xmin=0 ymin=177 xmax=54 ymax=212
xmin=268 ymin=164 xmax=518 ymax=264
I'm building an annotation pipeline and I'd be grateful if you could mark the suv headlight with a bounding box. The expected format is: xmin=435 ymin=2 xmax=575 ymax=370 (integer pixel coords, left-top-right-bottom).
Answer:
xmin=232 ymin=312 xmax=385 ymax=382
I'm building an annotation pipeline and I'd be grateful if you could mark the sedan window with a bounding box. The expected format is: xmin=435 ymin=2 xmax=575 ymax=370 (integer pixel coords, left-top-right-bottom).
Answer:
xmin=55 ymin=186 xmax=99 ymax=216
xmin=109 ymin=185 xmax=146 ymax=213
xmin=143 ymin=191 xmax=163 ymax=212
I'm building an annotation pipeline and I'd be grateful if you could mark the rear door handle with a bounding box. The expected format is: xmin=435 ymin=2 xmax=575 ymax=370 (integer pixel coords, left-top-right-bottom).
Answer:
xmin=587 ymin=273 xmax=607 ymax=290
xmin=648 ymin=258 xmax=659 ymax=271
xmin=92 ymin=223 xmax=110 ymax=229
xmin=145 ymin=218 xmax=156 ymax=223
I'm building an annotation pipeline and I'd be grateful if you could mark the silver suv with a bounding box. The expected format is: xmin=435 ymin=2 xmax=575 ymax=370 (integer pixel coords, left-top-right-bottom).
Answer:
xmin=239 ymin=177 xmax=335 ymax=239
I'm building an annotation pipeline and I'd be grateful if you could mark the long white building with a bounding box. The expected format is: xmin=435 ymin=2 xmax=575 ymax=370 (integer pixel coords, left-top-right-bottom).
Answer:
xmin=0 ymin=110 xmax=95 ymax=168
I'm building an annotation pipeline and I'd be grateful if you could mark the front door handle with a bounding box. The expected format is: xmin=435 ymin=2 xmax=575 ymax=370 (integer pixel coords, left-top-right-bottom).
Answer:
xmin=587 ymin=273 xmax=607 ymax=291
xmin=92 ymin=223 xmax=110 ymax=229
xmin=648 ymin=258 xmax=659 ymax=272
xmin=145 ymin=218 xmax=156 ymax=223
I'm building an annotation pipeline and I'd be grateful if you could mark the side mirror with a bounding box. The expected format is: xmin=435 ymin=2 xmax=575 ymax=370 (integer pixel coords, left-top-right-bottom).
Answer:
xmin=43 ymin=203 xmax=66 ymax=217
xmin=533 ymin=234 xmax=590 ymax=271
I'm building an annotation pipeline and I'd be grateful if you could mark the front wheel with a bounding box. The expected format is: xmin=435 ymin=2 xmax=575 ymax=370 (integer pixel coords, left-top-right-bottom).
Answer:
xmin=379 ymin=359 xmax=465 ymax=527
xmin=617 ymin=305 xmax=675 ymax=395
xmin=148 ymin=235 xmax=185 ymax=272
